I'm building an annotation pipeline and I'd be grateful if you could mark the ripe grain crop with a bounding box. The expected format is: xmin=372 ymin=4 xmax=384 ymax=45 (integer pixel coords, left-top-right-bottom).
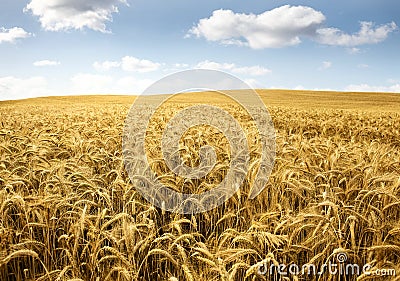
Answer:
xmin=0 ymin=91 xmax=399 ymax=280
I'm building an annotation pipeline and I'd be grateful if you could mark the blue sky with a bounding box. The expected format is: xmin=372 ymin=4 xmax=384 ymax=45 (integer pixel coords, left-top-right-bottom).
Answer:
xmin=0 ymin=0 xmax=399 ymax=100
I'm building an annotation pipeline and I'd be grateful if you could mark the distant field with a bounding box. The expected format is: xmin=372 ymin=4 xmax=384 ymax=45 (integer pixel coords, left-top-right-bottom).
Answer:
xmin=2 ymin=89 xmax=400 ymax=112
xmin=0 ymin=90 xmax=399 ymax=280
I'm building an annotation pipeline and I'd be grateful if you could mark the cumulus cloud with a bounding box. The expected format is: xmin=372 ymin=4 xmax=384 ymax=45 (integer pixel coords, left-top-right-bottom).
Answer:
xmin=121 ymin=56 xmax=161 ymax=72
xmin=358 ymin=64 xmax=369 ymax=68
xmin=188 ymin=5 xmax=397 ymax=49
xmin=93 ymin=60 xmax=121 ymax=71
xmin=316 ymin=21 xmax=397 ymax=46
xmin=24 ymin=0 xmax=128 ymax=32
xmin=189 ymin=6 xmax=325 ymax=49
xmin=33 ymin=60 xmax=61 ymax=67
xmin=71 ymin=73 xmax=152 ymax=94
xmin=243 ymin=78 xmax=265 ymax=89
xmin=196 ymin=61 xmax=235 ymax=71
xmin=114 ymin=76 xmax=154 ymax=93
xmin=163 ymin=63 xmax=190 ymax=72
xmin=0 ymin=27 xmax=32 ymax=43
xmin=93 ymin=56 xmax=161 ymax=72
xmin=196 ymin=60 xmax=271 ymax=76
xmin=345 ymin=83 xmax=400 ymax=93
xmin=0 ymin=76 xmax=54 ymax=101
xmin=318 ymin=61 xmax=332 ymax=70
xmin=347 ymin=47 xmax=361 ymax=54
xmin=173 ymin=63 xmax=189 ymax=68
xmin=71 ymin=74 xmax=113 ymax=93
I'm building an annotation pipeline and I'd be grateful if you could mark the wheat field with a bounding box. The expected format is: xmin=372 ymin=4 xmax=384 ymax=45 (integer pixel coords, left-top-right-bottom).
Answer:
xmin=0 ymin=90 xmax=400 ymax=280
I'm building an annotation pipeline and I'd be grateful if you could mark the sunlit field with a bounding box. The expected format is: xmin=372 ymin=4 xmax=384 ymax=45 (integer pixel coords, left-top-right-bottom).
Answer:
xmin=1 ymin=90 xmax=400 ymax=280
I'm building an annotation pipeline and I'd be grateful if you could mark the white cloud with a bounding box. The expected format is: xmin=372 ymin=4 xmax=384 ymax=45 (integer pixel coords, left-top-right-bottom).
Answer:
xmin=70 ymin=73 xmax=152 ymax=94
xmin=196 ymin=60 xmax=271 ymax=76
xmin=271 ymin=85 xmax=336 ymax=91
xmin=94 ymin=56 xmax=161 ymax=72
xmin=358 ymin=64 xmax=369 ymax=68
xmin=345 ymin=83 xmax=400 ymax=93
xmin=293 ymin=85 xmax=306 ymax=90
xmin=24 ymin=0 xmax=128 ymax=32
xmin=173 ymin=63 xmax=189 ymax=68
xmin=317 ymin=21 xmax=397 ymax=47
xmin=71 ymin=74 xmax=113 ymax=93
xmin=347 ymin=47 xmax=361 ymax=54
xmin=114 ymin=76 xmax=153 ymax=93
xmin=0 ymin=76 xmax=54 ymax=101
xmin=243 ymin=78 xmax=265 ymax=89
xmin=319 ymin=61 xmax=332 ymax=70
xmin=189 ymin=6 xmax=325 ymax=49
xmin=197 ymin=60 xmax=235 ymax=71
xmin=0 ymin=27 xmax=32 ymax=44
xmin=163 ymin=63 xmax=191 ymax=73
xmin=387 ymin=78 xmax=399 ymax=84
xmin=33 ymin=60 xmax=61 ymax=67
xmin=188 ymin=6 xmax=397 ymax=49
xmin=121 ymin=56 xmax=161 ymax=72
xmin=232 ymin=66 xmax=271 ymax=76
xmin=93 ymin=60 xmax=121 ymax=71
